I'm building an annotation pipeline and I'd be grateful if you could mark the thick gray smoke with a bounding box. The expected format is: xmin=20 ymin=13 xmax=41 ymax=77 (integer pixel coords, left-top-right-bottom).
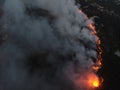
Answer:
xmin=0 ymin=0 xmax=99 ymax=90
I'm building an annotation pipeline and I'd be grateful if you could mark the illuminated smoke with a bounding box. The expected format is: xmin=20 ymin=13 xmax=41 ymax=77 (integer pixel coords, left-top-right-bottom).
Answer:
xmin=0 ymin=0 xmax=102 ymax=90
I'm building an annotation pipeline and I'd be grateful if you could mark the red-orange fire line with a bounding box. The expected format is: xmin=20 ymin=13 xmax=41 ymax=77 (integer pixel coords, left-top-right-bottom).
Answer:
xmin=79 ymin=9 xmax=103 ymax=89
xmin=88 ymin=15 xmax=103 ymax=90
xmin=88 ymin=21 xmax=102 ymax=71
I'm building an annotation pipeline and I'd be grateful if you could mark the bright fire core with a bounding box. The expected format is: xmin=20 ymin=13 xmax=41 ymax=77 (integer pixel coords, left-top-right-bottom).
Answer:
xmin=93 ymin=80 xmax=99 ymax=87
xmin=89 ymin=77 xmax=99 ymax=88
xmin=87 ymin=73 xmax=100 ymax=88
xmin=75 ymin=73 xmax=101 ymax=90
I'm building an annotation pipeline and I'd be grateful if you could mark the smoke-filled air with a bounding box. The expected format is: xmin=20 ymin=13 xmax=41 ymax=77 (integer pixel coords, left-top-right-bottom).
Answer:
xmin=0 ymin=0 xmax=102 ymax=90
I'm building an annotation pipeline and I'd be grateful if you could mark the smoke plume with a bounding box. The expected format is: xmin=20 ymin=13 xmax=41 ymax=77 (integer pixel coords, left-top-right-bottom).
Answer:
xmin=0 ymin=0 xmax=100 ymax=90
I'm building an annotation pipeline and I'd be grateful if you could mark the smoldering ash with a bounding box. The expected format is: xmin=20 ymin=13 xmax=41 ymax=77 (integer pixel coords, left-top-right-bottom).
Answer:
xmin=0 ymin=0 xmax=102 ymax=90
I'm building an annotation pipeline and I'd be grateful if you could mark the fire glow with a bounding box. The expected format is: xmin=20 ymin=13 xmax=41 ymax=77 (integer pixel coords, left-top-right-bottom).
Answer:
xmin=78 ymin=9 xmax=103 ymax=89
xmin=88 ymin=74 xmax=100 ymax=88
xmin=75 ymin=72 xmax=102 ymax=89
xmin=87 ymin=73 xmax=100 ymax=88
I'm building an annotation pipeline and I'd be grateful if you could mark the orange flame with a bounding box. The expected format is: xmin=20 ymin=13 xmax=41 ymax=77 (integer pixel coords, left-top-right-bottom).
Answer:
xmin=88 ymin=19 xmax=102 ymax=72
xmin=88 ymin=74 xmax=100 ymax=88
xmin=93 ymin=80 xmax=99 ymax=87
xmin=78 ymin=10 xmax=103 ymax=89
xmin=87 ymin=13 xmax=103 ymax=89
xmin=75 ymin=72 xmax=102 ymax=89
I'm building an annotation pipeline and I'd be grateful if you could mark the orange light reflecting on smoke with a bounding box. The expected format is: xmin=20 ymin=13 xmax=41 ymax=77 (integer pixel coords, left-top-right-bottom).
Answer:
xmin=92 ymin=66 xmax=100 ymax=72
xmin=89 ymin=23 xmax=97 ymax=34
xmin=92 ymin=60 xmax=102 ymax=71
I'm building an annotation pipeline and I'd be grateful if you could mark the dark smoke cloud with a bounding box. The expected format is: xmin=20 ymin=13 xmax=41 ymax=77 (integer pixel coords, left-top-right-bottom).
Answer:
xmin=0 ymin=0 xmax=99 ymax=90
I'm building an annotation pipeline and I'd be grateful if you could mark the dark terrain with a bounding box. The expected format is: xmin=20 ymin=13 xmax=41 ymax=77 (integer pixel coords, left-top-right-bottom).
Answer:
xmin=77 ymin=0 xmax=120 ymax=90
